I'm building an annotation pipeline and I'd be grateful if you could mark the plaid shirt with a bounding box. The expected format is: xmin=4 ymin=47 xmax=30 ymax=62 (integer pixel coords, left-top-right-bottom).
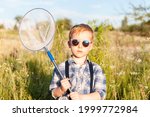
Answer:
xmin=49 ymin=58 xmax=106 ymax=100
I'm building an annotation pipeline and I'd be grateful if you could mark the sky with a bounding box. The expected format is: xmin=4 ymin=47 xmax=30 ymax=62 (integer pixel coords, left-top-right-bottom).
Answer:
xmin=0 ymin=0 xmax=150 ymax=28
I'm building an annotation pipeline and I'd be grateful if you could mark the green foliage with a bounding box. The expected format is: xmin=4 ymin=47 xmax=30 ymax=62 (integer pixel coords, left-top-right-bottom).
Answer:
xmin=56 ymin=18 xmax=72 ymax=31
xmin=121 ymin=21 xmax=150 ymax=36
xmin=121 ymin=3 xmax=150 ymax=36
xmin=0 ymin=52 xmax=53 ymax=100
xmin=87 ymin=20 xmax=98 ymax=31
xmin=14 ymin=15 xmax=23 ymax=30
xmin=51 ymin=23 xmax=70 ymax=63
xmin=88 ymin=22 xmax=150 ymax=100
xmin=89 ymin=23 xmax=110 ymax=62
xmin=0 ymin=29 xmax=19 ymax=39
xmin=129 ymin=4 xmax=150 ymax=23
xmin=25 ymin=54 xmax=53 ymax=99
xmin=121 ymin=16 xmax=128 ymax=31
xmin=0 ymin=24 xmax=4 ymax=29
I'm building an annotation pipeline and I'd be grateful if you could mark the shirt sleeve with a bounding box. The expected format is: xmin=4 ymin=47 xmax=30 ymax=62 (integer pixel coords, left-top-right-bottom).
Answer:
xmin=93 ymin=64 xmax=106 ymax=100
xmin=49 ymin=68 xmax=61 ymax=91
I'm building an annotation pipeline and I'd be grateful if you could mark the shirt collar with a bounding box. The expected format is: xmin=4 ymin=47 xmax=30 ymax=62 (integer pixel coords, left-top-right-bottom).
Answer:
xmin=68 ymin=57 xmax=89 ymax=65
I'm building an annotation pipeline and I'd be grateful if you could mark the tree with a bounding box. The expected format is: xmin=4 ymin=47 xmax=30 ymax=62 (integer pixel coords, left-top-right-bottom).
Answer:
xmin=128 ymin=3 xmax=150 ymax=23
xmin=0 ymin=24 xmax=4 ymax=29
xmin=56 ymin=18 xmax=72 ymax=31
xmin=14 ymin=15 xmax=23 ymax=30
xmin=125 ymin=3 xmax=150 ymax=35
xmin=121 ymin=16 xmax=128 ymax=31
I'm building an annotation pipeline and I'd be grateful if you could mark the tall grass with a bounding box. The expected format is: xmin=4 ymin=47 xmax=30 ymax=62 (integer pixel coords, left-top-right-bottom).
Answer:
xmin=89 ymin=23 xmax=150 ymax=100
xmin=0 ymin=25 xmax=150 ymax=100
xmin=0 ymin=52 xmax=53 ymax=99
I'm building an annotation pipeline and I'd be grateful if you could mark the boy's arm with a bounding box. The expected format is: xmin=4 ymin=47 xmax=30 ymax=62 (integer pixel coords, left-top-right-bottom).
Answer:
xmin=92 ymin=64 xmax=106 ymax=99
xmin=80 ymin=92 xmax=102 ymax=100
xmin=70 ymin=91 xmax=101 ymax=100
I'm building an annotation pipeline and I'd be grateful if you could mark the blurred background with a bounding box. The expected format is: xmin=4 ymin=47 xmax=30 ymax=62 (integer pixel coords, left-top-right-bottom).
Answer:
xmin=0 ymin=0 xmax=150 ymax=100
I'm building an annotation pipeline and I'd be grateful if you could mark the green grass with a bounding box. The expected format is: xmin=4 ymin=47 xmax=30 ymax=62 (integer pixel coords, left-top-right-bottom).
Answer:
xmin=0 ymin=26 xmax=150 ymax=100
xmin=0 ymin=52 xmax=53 ymax=100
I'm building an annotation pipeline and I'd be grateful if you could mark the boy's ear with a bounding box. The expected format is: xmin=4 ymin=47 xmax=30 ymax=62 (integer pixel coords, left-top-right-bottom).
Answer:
xmin=68 ymin=41 xmax=71 ymax=48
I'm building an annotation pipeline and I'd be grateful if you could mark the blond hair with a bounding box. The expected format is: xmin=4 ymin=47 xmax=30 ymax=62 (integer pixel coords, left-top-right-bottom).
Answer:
xmin=69 ymin=24 xmax=94 ymax=40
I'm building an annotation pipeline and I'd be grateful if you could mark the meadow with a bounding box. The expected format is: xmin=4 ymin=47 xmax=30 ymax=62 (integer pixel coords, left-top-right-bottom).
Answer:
xmin=0 ymin=25 xmax=150 ymax=100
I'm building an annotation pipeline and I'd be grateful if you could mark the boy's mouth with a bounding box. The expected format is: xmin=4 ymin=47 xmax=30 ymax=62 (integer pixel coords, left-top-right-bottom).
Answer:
xmin=77 ymin=50 xmax=83 ymax=53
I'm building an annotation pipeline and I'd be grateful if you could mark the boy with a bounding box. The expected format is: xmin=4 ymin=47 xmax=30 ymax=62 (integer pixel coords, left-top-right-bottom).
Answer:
xmin=49 ymin=24 xmax=106 ymax=100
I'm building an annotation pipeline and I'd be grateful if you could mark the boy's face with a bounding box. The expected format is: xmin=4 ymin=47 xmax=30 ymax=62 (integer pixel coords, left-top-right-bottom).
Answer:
xmin=68 ymin=31 xmax=93 ymax=58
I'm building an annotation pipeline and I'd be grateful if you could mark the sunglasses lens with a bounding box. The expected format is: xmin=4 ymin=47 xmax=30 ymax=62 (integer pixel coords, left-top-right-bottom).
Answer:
xmin=83 ymin=40 xmax=90 ymax=47
xmin=72 ymin=39 xmax=79 ymax=46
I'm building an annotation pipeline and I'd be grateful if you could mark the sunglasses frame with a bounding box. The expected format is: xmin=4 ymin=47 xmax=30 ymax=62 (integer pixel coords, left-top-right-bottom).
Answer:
xmin=70 ymin=39 xmax=92 ymax=47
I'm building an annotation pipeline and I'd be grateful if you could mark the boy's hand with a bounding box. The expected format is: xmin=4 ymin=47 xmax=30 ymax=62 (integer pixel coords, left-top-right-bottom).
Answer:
xmin=60 ymin=78 xmax=71 ymax=93
xmin=69 ymin=92 xmax=82 ymax=100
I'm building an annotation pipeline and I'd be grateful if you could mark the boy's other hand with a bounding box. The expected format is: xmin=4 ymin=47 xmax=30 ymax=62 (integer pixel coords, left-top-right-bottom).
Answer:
xmin=60 ymin=78 xmax=71 ymax=93
xmin=69 ymin=92 xmax=82 ymax=100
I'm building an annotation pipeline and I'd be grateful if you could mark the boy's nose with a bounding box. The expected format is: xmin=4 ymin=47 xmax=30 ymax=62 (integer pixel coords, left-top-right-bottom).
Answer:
xmin=78 ymin=42 xmax=83 ymax=48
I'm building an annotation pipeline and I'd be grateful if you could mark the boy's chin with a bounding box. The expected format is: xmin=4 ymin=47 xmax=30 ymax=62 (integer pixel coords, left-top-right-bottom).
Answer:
xmin=72 ymin=54 xmax=87 ymax=58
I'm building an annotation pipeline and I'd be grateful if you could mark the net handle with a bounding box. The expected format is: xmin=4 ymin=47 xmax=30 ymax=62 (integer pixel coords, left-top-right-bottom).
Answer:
xmin=44 ymin=47 xmax=72 ymax=93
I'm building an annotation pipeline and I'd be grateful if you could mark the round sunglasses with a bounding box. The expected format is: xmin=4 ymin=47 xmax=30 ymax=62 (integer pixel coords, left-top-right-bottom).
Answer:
xmin=71 ymin=39 xmax=92 ymax=47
